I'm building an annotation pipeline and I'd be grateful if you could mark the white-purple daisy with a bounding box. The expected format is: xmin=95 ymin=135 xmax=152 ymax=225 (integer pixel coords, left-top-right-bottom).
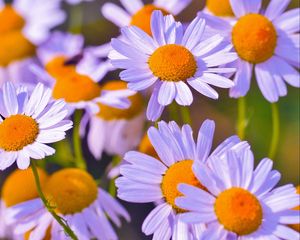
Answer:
xmin=6 ymin=168 xmax=130 ymax=240
xmin=30 ymin=31 xmax=133 ymax=114
xmin=199 ymin=0 xmax=300 ymax=102
xmin=116 ymin=120 xmax=246 ymax=239
xmin=0 ymin=82 xmax=72 ymax=170
xmin=0 ymin=0 xmax=65 ymax=87
xmin=110 ymin=11 xmax=237 ymax=121
xmin=176 ymin=146 xmax=300 ymax=239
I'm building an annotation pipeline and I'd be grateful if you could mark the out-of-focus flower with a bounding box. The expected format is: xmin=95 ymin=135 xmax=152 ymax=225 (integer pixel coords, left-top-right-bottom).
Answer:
xmin=31 ymin=31 xmax=132 ymax=114
xmin=95 ymin=0 xmax=193 ymax=58
xmin=102 ymin=0 xmax=192 ymax=35
xmin=204 ymin=0 xmax=234 ymax=17
xmin=110 ymin=11 xmax=237 ymax=121
xmin=0 ymin=168 xmax=48 ymax=239
xmin=138 ymin=132 xmax=159 ymax=159
xmin=6 ymin=168 xmax=130 ymax=240
xmin=116 ymin=120 xmax=245 ymax=239
xmin=176 ymin=147 xmax=300 ymax=239
xmin=0 ymin=82 xmax=73 ymax=170
xmin=85 ymin=80 xmax=145 ymax=159
xmin=200 ymin=0 xmax=300 ymax=102
xmin=0 ymin=0 xmax=65 ymax=87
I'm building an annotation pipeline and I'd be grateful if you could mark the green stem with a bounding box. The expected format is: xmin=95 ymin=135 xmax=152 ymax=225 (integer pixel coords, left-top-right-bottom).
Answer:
xmin=237 ymin=97 xmax=247 ymax=140
xmin=73 ymin=110 xmax=87 ymax=170
xmin=180 ymin=106 xmax=192 ymax=125
xmin=31 ymin=161 xmax=78 ymax=240
xmin=108 ymin=155 xmax=121 ymax=197
xmin=69 ymin=4 xmax=83 ymax=34
xmin=268 ymin=103 xmax=280 ymax=159
xmin=168 ymin=103 xmax=180 ymax=123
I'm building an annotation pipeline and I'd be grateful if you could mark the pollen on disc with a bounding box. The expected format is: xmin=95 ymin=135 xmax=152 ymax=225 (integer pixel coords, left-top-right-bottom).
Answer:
xmin=232 ymin=14 xmax=277 ymax=64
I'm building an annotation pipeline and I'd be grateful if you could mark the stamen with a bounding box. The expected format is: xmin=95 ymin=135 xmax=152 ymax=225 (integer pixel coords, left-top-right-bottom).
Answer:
xmin=232 ymin=14 xmax=277 ymax=64
xmin=0 ymin=115 xmax=39 ymax=151
xmin=148 ymin=44 xmax=197 ymax=82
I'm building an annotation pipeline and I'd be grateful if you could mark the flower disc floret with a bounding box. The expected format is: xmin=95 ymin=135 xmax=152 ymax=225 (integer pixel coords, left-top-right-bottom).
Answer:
xmin=44 ymin=169 xmax=98 ymax=215
xmin=162 ymin=160 xmax=205 ymax=213
xmin=0 ymin=6 xmax=35 ymax=66
xmin=97 ymin=81 xmax=144 ymax=120
xmin=206 ymin=0 xmax=233 ymax=17
xmin=130 ymin=4 xmax=169 ymax=35
xmin=45 ymin=57 xmax=102 ymax=103
xmin=2 ymin=168 xmax=48 ymax=207
xmin=214 ymin=187 xmax=263 ymax=235
xmin=148 ymin=44 xmax=197 ymax=82
xmin=0 ymin=115 xmax=39 ymax=151
xmin=232 ymin=14 xmax=277 ymax=64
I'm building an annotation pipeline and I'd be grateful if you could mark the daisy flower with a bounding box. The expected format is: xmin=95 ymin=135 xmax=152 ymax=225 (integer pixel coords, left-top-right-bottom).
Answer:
xmin=199 ymin=0 xmax=300 ymax=102
xmin=96 ymin=0 xmax=192 ymax=57
xmin=0 ymin=82 xmax=73 ymax=170
xmin=102 ymin=0 xmax=192 ymax=35
xmin=176 ymin=147 xmax=300 ymax=239
xmin=0 ymin=0 xmax=65 ymax=86
xmin=6 ymin=168 xmax=130 ymax=240
xmin=116 ymin=120 xmax=246 ymax=239
xmin=204 ymin=0 xmax=234 ymax=18
xmin=83 ymin=80 xmax=145 ymax=159
xmin=110 ymin=11 xmax=237 ymax=121
xmin=0 ymin=168 xmax=49 ymax=239
xmin=31 ymin=31 xmax=132 ymax=114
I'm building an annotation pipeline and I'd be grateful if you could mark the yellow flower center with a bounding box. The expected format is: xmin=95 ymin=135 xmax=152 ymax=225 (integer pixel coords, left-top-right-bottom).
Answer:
xmin=44 ymin=168 xmax=98 ymax=215
xmin=290 ymin=186 xmax=300 ymax=232
xmin=2 ymin=168 xmax=48 ymax=207
xmin=138 ymin=133 xmax=159 ymax=159
xmin=161 ymin=160 xmax=205 ymax=213
xmin=97 ymin=81 xmax=144 ymax=120
xmin=232 ymin=14 xmax=277 ymax=64
xmin=130 ymin=4 xmax=169 ymax=36
xmin=0 ymin=115 xmax=39 ymax=151
xmin=148 ymin=44 xmax=197 ymax=82
xmin=45 ymin=56 xmax=76 ymax=79
xmin=45 ymin=57 xmax=102 ymax=103
xmin=0 ymin=6 xmax=35 ymax=66
xmin=215 ymin=188 xmax=263 ymax=236
xmin=206 ymin=0 xmax=234 ymax=17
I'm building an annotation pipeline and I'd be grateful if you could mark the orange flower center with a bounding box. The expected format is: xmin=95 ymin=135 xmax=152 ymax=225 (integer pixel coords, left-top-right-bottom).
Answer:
xmin=0 ymin=115 xmax=39 ymax=151
xmin=2 ymin=168 xmax=48 ymax=207
xmin=44 ymin=168 xmax=98 ymax=215
xmin=232 ymin=14 xmax=277 ymax=64
xmin=45 ymin=56 xmax=102 ymax=103
xmin=130 ymin=4 xmax=169 ymax=35
xmin=148 ymin=44 xmax=197 ymax=82
xmin=206 ymin=0 xmax=234 ymax=17
xmin=215 ymin=188 xmax=263 ymax=235
xmin=161 ymin=160 xmax=205 ymax=213
xmin=97 ymin=81 xmax=144 ymax=120
xmin=0 ymin=6 xmax=35 ymax=66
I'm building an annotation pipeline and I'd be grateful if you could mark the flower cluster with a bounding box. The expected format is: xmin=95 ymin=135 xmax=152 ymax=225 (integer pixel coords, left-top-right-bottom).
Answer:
xmin=0 ymin=0 xmax=299 ymax=240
